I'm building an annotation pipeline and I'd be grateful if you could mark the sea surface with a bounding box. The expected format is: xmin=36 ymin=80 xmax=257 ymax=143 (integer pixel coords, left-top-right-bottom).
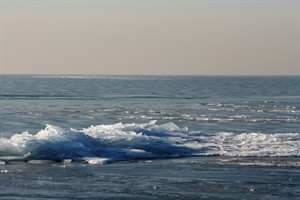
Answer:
xmin=0 ymin=75 xmax=299 ymax=199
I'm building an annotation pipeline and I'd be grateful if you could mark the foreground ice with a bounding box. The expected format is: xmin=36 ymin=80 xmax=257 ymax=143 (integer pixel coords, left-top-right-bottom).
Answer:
xmin=0 ymin=121 xmax=299 ymax=164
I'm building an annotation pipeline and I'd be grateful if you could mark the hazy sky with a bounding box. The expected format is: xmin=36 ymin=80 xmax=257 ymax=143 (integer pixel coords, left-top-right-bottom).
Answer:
xmin=0 ymin=0 xmax=299 ymax=75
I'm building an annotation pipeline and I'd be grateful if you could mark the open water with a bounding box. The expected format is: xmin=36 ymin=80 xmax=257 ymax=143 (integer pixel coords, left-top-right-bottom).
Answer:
xmin=0 ymin=75 xmax=299 ymax=199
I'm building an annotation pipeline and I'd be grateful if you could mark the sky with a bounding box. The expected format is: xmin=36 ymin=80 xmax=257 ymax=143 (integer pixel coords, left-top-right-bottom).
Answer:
xmin=0 ymin=0 xmax=299 ymax=75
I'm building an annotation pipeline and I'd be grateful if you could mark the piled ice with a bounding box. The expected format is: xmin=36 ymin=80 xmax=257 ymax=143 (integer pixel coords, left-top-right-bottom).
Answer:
xmin=0 ymin=120 xmax=299 ymax=164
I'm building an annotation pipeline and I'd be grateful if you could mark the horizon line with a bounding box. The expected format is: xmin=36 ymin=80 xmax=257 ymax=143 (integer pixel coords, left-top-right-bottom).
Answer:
xmin=0 ymin=73 xmax=298 ymax=77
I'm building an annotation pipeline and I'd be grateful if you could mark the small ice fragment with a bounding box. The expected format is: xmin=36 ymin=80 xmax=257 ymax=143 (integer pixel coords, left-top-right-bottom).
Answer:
xmin=1 ymin=170 xmax=8 ymax=173
xmin=0 ymin=161 xmax=6 ymax=165
xmin=63 ymin=159 xmax=72 ymax=164
xmin=27 ymin=160 xmax=54 ymax=164
xmin=83 ymin=157 xmax=110 ymax=165
xmin=153 ymin=185 xmax=157 ymax=189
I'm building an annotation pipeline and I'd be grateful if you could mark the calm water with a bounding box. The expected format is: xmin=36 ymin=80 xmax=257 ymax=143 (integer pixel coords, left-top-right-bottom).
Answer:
xmin=0 ymin=75 xmax=299 ymax=199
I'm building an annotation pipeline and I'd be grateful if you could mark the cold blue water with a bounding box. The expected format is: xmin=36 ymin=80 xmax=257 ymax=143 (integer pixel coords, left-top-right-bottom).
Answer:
xmin=0 ymin=75 xmax=299 ymax=199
